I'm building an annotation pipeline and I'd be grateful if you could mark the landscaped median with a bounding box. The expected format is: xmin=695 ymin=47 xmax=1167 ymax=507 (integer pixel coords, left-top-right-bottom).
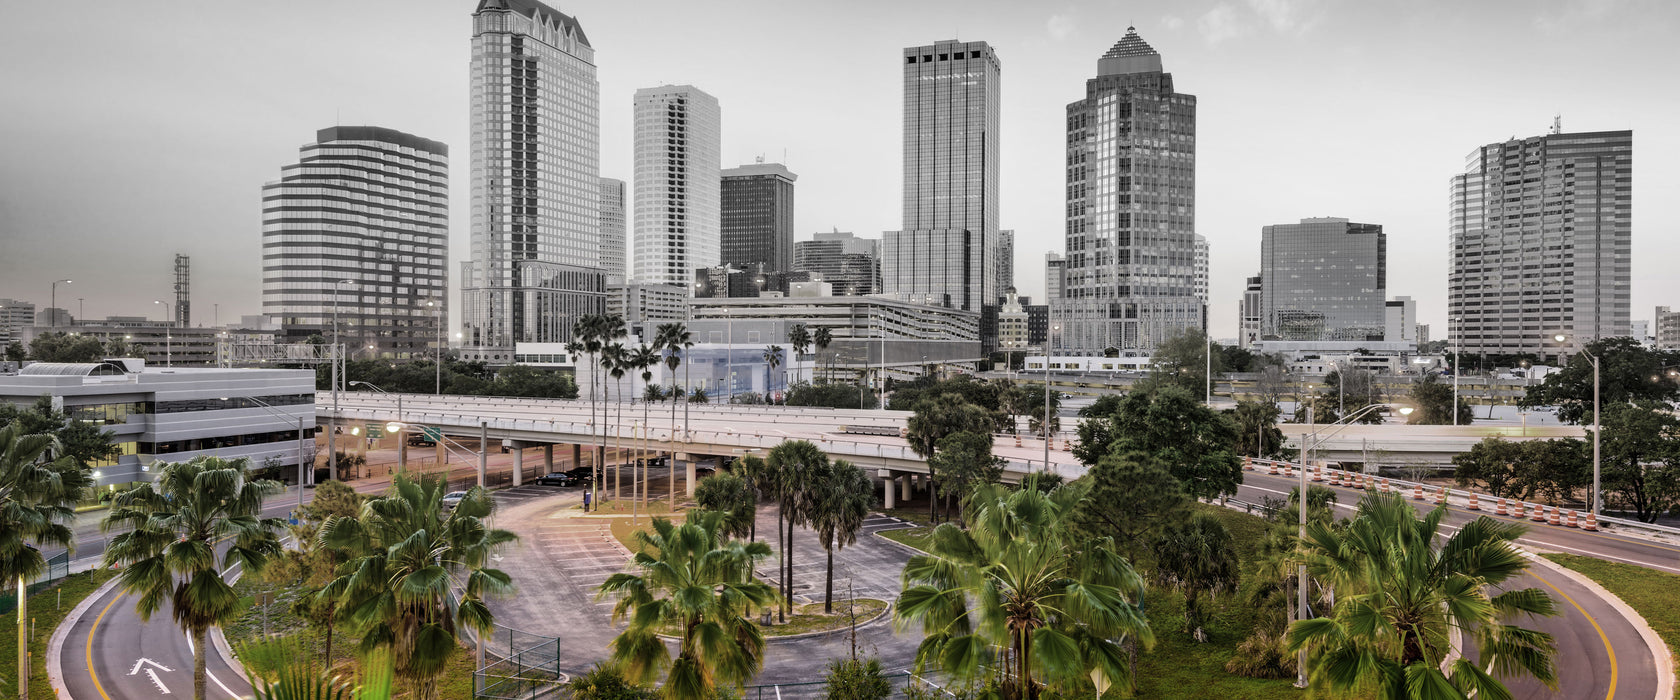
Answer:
xmin=1541 ymin=553 xmax=1680 ymax=699
xmin=6 ymin=569 xmax=114 ymax=700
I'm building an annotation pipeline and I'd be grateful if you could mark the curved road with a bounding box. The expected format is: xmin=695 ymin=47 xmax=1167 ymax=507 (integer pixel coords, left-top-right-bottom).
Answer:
xmin=1238 ymin=469 xmax=1663 ymax=699
xmin=61 ymin=581 xmax=254 ymax=700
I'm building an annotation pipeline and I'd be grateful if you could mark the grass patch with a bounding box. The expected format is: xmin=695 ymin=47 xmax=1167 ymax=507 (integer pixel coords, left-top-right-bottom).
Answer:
xmin=588 ymin=498 xmax=684 ymax=516
xmin=660 ymin=600 xmax=888 ymax=639
xmin=224 ymin=578 xmax=477 ymax=698
xmin=877 ymin=525 xmax=936 ymax=553
xmin=0 ymin=569 xmax=114 ymax=700
xmin=1542 ymin=552 xmax=1680 ymax=698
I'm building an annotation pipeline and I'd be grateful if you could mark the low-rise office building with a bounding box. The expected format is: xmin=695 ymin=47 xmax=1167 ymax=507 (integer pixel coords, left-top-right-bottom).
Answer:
xmin=0 ymin=360 xmax=316 ymax=489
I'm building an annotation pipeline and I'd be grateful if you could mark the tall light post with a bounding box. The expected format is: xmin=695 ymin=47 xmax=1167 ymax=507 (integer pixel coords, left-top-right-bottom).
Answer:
xmin=152 ymin=300 xmax=173 ymax=366
xmin=1553 ymin=334 xmax=1601 ymax=515
xmin=50 ymin=279 xmax=71 ymax=327
xmin=1044 ymin=322 xmax=1060 ymax=470
xmin=330 ymin=279 xmax=355 ymax=482
xmin=428 ymin=299 xmax=443 ymax=394
xmin=1295 ymin=401 xmax=1414 ymax=687
xmin=350 ymin=381 xmax=404 ymax=473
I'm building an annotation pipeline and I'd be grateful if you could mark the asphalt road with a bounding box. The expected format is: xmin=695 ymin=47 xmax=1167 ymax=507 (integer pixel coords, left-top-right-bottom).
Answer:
xmin=61 ymin=577 xmax=254 ymax=700
xmin=1237 ymin=469 xmax=1661 ymax=699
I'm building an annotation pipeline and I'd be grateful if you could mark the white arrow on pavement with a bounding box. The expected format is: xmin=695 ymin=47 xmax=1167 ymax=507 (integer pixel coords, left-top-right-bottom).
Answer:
xmin=146 ymin=668 xmax=173 ymax=694
xmin=130 ymin=658 xmax=175 ymax=675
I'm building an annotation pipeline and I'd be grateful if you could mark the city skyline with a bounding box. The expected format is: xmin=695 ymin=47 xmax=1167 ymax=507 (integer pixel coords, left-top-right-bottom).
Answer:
xmin=2 ymin=1 xmax=1676 ymax=341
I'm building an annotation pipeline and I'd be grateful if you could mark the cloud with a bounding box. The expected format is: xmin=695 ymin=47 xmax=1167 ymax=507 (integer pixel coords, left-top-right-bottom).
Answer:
xmin=1161 ymin=15 xmax=1186 ymax=31
xmin=1245 ymin=0 xmax=1326 ymax=34
xmin=1047 ymin=13 xmax=1076 ymax=41
xmin=1198 ymin=3 xmax=1250 ymax=45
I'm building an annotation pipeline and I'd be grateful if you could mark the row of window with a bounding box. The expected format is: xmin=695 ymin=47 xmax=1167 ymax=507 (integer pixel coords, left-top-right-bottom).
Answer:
xmin=142 ymin=428 xmax=316 ymax=456
xmin=65 ymin=394 xmax=314 ymax=420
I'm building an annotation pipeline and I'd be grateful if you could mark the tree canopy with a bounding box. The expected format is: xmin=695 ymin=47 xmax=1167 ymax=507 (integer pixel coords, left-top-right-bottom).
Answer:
xmin=1521 ymin=337 xmax=1680 ymax=424
xmin=1072 ymin=384 xmax=1243 ymax=499
xmin=27 ymin=331 xmax=107 ymax=362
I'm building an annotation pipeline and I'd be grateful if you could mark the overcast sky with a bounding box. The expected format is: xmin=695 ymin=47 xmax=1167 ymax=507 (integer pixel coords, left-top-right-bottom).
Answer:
xmin=1 ymin=0 xmax=1675 ymax=340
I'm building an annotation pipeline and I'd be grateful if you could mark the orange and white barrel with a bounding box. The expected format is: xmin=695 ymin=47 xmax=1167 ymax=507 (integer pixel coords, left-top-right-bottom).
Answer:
xmin=1584 ymin=513 xmax=1599 ymax=531
xmin=1413 ymin=485 xmax=1424 ymax=501
xmin=1496 ymin=498 xmax=1509 ymax=516
xmin=1567 ymin=510 xmax=1578 ymax=528
xmin=1467 ymin=492 xmax=1480 ymax=510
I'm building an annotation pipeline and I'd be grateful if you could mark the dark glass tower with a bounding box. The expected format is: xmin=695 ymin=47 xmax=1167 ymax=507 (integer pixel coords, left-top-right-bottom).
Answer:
xmin=720 ymin=162 xmax=796 ymax=274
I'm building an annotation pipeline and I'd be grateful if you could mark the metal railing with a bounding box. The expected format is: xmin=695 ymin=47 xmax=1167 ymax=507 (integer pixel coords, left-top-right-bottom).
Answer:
xmin=741 ymin=671 xmax=955 ymax=700
xmin=0 ymin=550 xmax=71 ymax=615
xmin=474 ymin=624 xmax=565 ymax=699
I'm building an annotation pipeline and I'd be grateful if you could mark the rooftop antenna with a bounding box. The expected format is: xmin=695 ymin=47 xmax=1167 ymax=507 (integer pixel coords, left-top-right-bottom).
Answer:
xmin=1550 ymin=114 xmax=1563 ymax=135
xmin=755 ymin=154 xmax=765 ymax=164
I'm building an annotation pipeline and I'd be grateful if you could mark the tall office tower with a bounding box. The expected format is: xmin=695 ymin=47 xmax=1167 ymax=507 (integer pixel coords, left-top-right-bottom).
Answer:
xmin=1260 ymin=218 xmax=1386 ymax=341
xmin=462 ymin=0 xmax=603 ymax=355
xmin=794 ymin=230 xmax=880 ymax=296
xmin=1062 ymin=28 xmax=1198 ymax=353
xmin=1385 ymin=296 xmax=1417 ymax=344
xmin=720 ymin=162 xmax=797 ymax=274
xmin=996 ymin=230 xmax=1015 ymax=297
xmin=599 ymin=177 xmax=627 ymax=284
xmin=888 ymin=40 xmax=1001 ymax=346
xmin=1193 ymin=234 xmax=1208 ymax=305
xmin=262 ymin=126 xmax=449 ymax=359
xmin=633 ymin=85 xmax=722 ymax=286
xmin=1449 ymin=129 xmax=1632 ymax=360
xmin=1238 ymin=275 xmax=1262 ymax=348
xmin=1045 ymin=251 xmax=1066 ymax=302
xmin=0 ymin=300 xmax=35 ymax=345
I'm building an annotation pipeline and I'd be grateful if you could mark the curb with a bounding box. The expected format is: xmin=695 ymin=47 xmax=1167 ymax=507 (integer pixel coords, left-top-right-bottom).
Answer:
xmin=654 ymin=600 xmax=895 ymax=644
xmin=46 ymin=570 xmax=124 ymax=698
xmin=1524 ymin=547 xmax=1675 ymax=700
xmin=870 ymin=526 xmax=933 ymax=557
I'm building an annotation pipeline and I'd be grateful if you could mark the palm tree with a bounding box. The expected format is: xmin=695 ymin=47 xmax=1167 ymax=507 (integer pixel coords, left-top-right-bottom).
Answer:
xmin=654 ymin=322 xmax=692 ymax=507
xmin=905 ymin=393 xmax=992 ymax=523
xmin=766 ymin=439 xmax=827 ymax=621
xmin=102 ymin=456 xmax=285 ymax=700
xmin=734 ymin=454 xmax=773 ymax=543
xmin=688 ymin=388 xmax=709 ymax=404
xmin=319 ymin=474 xmax=516 ymax=700
xmin=572 ymin=316 xmax=604 ymax=496
xmin=2 ymin=425 xmax=88 ymax=694
xmin=896 ymin=478 xmax=1154 ymax=698
xmin=809 ymin=460 xmax=871 ymax=613
xmin=812 ymin=326 xmax=832 ymax=385
xmin=603 ymin=342 xmax=627 ymax=503
xmin=600 ymin=316 xmax=628 ymax=498
xmin=599 ymin=510 xmax=776 ymax=700
xmin=632 ymin=344 xmax=661 ymax=520
xmin=762 ymin=345 xmax=784 ymax=404
xmin=1151 ymin=511 xmax=1240 ymax=639
xmin=1287 ymin=491 xmax=1558 ymax=698
xmin=694 ymin=471 xmax=756 ymax=540
xmin=786 ymin=324 xmax=811 ymax=387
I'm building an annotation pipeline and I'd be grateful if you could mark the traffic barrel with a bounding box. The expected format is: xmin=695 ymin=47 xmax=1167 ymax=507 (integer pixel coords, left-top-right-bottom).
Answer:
xmin=1531 ymin=505 xmax=1548 ymax=523
xmin=1467 ymin=492 xmax=1480 ymax=510
xmin=1015 ymin=434 xmax=1022 ymax=448
xmin=1584 ymin=513 xmax=1599 ymax=531
xmin=1268 ymin=461 xmax=1279 ymax=475
xmin=1243 ymin=456 xmax=1253 ymax=471
xmin=1496 ymin=498 xmax=1509 ymax=516
xmin=1379 ymin=478 xmax=1389 ymax=493
xmin=1412 ymin=485 xmax=1424 ymax=501
xmin=1329 ymin=470 xmax=1341 ymax=487
xmin=1567 ymin=510 xmax=1578 ymax=528
xmin=1547 ymin=507 xmax=1561 ymax=526
xmin=1313 ymin=465 xmax=1324 ymax=483
xmin=1434 ymin=487 xmax=1447 ymax=506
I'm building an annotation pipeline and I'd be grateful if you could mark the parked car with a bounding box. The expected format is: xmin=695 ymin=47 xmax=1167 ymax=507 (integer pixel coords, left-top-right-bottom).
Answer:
xmin=532 ymin=472 xmax=576 ymax=487
xmin=441 ymin=491 xmax=469 ymax=509
xmin=564 ymin=465 xmax=594 ymax=479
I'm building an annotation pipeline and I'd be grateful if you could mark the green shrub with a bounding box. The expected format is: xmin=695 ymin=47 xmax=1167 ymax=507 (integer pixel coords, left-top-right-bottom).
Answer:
xmin=567 ymin=664 xmax=657 ymax=700
xmin=823 ymin=658 xmax=891 ymax=700
xmin=1223 ymin=630 xmax=1297 ymax=679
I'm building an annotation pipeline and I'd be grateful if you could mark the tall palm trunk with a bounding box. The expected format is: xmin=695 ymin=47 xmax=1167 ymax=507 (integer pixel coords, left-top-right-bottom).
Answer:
xmin=784 ymin=509 xmax=796 ymax=620
xmin=193 ymin=626 xmax=209 ymax=700
xmin=824 ymin=546 xmax=836 ymax=614
xmin=669 ymin=378 xmax=678 ymax=508
xmin=614 ymin=377 xmax=623 ymax=503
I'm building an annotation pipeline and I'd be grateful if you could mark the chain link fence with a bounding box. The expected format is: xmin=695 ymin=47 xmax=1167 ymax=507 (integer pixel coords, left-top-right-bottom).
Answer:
xmin=0 ymin=550 xmax=71 ymax=615
xmin=741 ymin=672 xmax=955 ymax=700
xmin=475 ymin=623 xmax=565 ymax=699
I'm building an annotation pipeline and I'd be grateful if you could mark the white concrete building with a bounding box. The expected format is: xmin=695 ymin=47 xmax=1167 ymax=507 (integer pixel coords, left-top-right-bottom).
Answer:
xmin=632 ymin=85 xmax=722 ymax=285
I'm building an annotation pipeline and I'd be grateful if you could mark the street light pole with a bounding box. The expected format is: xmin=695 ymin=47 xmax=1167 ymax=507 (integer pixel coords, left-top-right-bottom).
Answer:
xmin=1554 ymin=334 xmax=1602 ymax=515
xmin=429 ymin=299 xmax=442 ymax=395
xmin=50 ymin=279 xmax=71 ymax=328
xmin=330 ymin=279 xmax=354 ymax=483
xmin=152 ymin=300 xmax=173 ymax=366
xmin=228 ymin=396 xmax=308 ymax=511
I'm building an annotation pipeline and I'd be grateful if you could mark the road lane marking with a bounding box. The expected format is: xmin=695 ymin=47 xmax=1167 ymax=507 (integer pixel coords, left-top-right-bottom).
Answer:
xmin=145 ymin=668 xmax=172 ymax=694
xmin=85 ymin=591 xmax=121 ymax=700
xmin=184 ymin=630 xmax=244 ymax=699
xmin=130 ymin=657 xmax=174 ymax=674
xmin=1532 ymin=570 xmax=1618 ymax=700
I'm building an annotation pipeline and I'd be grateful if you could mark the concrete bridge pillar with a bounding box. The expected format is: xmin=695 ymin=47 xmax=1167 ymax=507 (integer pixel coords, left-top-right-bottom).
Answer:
xmin=544 ymin=444 xmax=554 ymax=473
xmin=571 ymin=443 xmax=582 ymax=470
xmin=878 ymin=469 xmax=896 ymax=509
xmin=512 ymin=445 xmax=524 ymax=486
xmin=681 ymin=453 xmax=697 ymax=497
xmin=397 ymin=431 xmax=407 ymax=473
xmin=900 ymin=475 xmax=912 ymax=502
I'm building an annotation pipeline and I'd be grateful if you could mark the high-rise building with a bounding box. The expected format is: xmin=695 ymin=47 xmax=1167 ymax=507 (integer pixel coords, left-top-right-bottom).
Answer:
xmin=720 ymin=162 xmax=796 ymax=274
xmin=886 ymin=40 xmax=1002 ymax=347
xmin=633 ymin=85 xmax=722 ymax=286
xmin=1657 ymin=306 xmax=1680 ymax=350
xmin=1238 ymin=275 xmax=1262 ymax=348
xmin=1193 ymin=234 xmax=1209 ymax=306
xmin=1045 ymin=252 xmax=1066 ymax=303
xmin=462 ymin=0 xmax=602 ymax=358
xmin=0 ymin=300 xmax=36 ymax=346
xmin=262 ymin=126 xmax=449 ymax=359
xmin=998 ymin=287 xmax=1029 ymax=358
xmin=996 ymin=230 xmax=1015 ymax=297
xmin=1417 ymin=323 xmax=1430 ymax=347
xmin=1260 ymin=218 xmax=1387 ymax=341
xmin=1632 ymin=319 xmax=1651 ymax=346
xmin=1385 ymin=296 xmax=1417 ymax=344
xmin=1026 ymin=304 xmax=1049 ymax=346
xmin=1449 ymin=129 xmax=1632 ymax=360
xmin=1062 ymin=28 xmax=1199 ymax=353
xmin=793 ymin=231 xmax=880 ymax=296
xmin=599 ymin=177 xmax=627 ymax=284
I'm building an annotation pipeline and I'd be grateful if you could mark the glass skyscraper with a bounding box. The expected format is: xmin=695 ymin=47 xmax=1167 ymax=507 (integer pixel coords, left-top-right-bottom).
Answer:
xmin=1449 ymin=130 xmax=1632 ymax=360
xmin=261 ymin=126 xmax=448 ymax=360
xmin=1259 ymin=218 xmax=1387 ymax=341
xmin=885 ymin=39 xmax=1001 ymax=348
xmin=632 ymin=85 xmax=722 ymax=286
xmin=1061 ymin=28 xmax=1199 ymax=354
xmin=599 ymin=177 xmax=626 ymax=284
xmin=794 ymin=231 xmax=880 ymax=296
xmin=461 ymin=0 xmax=603 ymax=358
